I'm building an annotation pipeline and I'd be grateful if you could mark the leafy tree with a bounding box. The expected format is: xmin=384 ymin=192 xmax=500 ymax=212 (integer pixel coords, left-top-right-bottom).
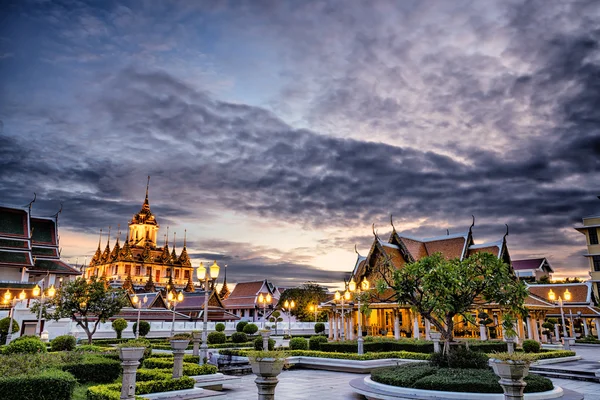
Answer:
xmin=377 ymin=252 xmax=528 ymax=353
xmin=112 ymin=318 xmax=128 ymax=339
xmin=277 ymin=282 xmax=328 ymax=321
xmin=133 ymin=320 xmax=151 ymax=337
xmin=32 ymin=276 xmax=127 ymax=344
xmin=268 ymin=311 xmax=284 ymax=334
xmin=0 ymin=317 xmax=19 ymax=345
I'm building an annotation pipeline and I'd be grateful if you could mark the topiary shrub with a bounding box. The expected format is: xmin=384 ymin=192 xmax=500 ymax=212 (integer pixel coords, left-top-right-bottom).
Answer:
xmin=522 ymin=339 xmax=541 ymax=353
xmin=0 ymin=368 xmax=76 ymax=400
xmin=215 ymin=323 xmax=225 ymax=332
xmin=289 ymin=337 xmax=308 ymax=350
xmin=132 ymin=320 xmax=151 ymax=337
xmin=111 ymin=318 xmax=128 ymax=339
xmin=236 ymin=321 xmax=249 ymax=332
xmin=253 ymin=337 xmax=275 ymax=351
xmin=51 ymin=335 xmax=76 ymax=352
xmin=207 ymin=331 xmax=227 ymax=344
xmin=231 ymin=332 xmax=248 ymax=343
xmin=309 ymin=335 xmax=328 ymax=350
xmin=430 ymin=346 xmax=488 ymax=369
xmin=314 ymin=322 xmax=325 ymax=334
xmin=5 ymin=336 xmax=47 ymax=355
xmin=0 ymin=318 xmax=19 ymax=345
xmin=243 ymin=323 xmax=259 ymax=335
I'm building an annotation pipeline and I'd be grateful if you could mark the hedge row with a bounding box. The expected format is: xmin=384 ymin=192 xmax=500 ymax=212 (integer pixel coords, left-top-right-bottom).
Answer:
xmin=371 ymin=365 xmax=553 ymax=394
xmin=151 ymin=341 xmax=254 ymax=350
xmin=221 ymin=348 xmax=430 ymax=361
xmin=528 ymin=350 xmax=576 ymax=360
xmin=319 ymin=340 xmax=434 ymax=354
xmin=146 ymin=353 xmax=200 ymax=363
xmin=60 ymin=355 xmax=121 ymax=383
xmin=143 ymin=358 xmax=217 ymax=375
xmin=87 ymin=377 xmax=196 ymax=400
xmin=0 ymin=369 xmax=77 ymax=400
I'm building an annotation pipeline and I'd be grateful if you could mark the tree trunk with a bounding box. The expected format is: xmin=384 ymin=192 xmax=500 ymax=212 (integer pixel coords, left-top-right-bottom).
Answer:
xmin=443 ymin=316 xmax=455 ymax=355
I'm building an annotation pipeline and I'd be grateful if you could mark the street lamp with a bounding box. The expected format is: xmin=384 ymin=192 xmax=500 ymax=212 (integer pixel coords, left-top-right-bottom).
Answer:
xmin=132 ymin=294 xmax=148 ymax=339
xmin=5 ymin=290 xmax=27 ymax=344
xmin=334 ymin=288 xmax=351 ymax=341
xmin=349 ymin=277 xmax=370 ymax=354
xmin=309 ymin=304 xmax=318 ymax=322
xmin=258 ymin=293 xmax=272 ymax=329
xmin=283 ymin=299 xmax=295 ymax=337
xmin=32 ymin=283 xmax=55 ymax=337
xmin=167 ymin=290 xmax=184 ymax=337
xmin=558 ymin=297 xmax=568 ymax=338
xmin=197 ymin=261 xmax=220 ymax=365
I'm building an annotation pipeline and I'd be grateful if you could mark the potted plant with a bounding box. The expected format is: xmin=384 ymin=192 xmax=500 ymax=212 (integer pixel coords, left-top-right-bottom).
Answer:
xmin=490 ymin=352 xmax=536 ymax=400
xmin=191 ymin=330 xmax=202 ymax=356
xmin=170 ymin=332 xmax=191 ymax=350
xmin=247 ymin=350 xmax=289 ymax=400
xmin=117 ymin=339 xmax=150 ymax=400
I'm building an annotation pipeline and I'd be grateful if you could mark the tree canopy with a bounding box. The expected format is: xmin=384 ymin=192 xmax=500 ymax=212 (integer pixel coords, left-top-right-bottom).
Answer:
xmin=277 ymin=282 xmax=328 ymax=322
xmin=32 ymin=276 xmax=127 ymax=344
xmin=377 ymin=252 xmax=528 ymax=351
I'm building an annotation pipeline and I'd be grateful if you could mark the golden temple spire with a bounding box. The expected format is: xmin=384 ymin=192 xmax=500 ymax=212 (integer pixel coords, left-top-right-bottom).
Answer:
xmin=144 ymin=175 xmax=150 ymax=206
xmin=183 ymin=229 xmax=187 ymax=248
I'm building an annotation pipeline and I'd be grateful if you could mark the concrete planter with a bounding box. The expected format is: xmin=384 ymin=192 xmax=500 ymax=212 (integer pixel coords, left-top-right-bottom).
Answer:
xmin=261 ymin=330 xmax=271 ymax=350
xmin=169 ymin=339 xmax=190 ymax=351
xmin=118 ymin=347 xmax=146 ymax=400
xmin=249 ymin=358 xmax=285 ymax=400
xmin=490 ymin=360 xmax=530 ymax=400
xmin=430 ymin=332 xmax=441 ymax=353
xmin=192 ymin=332 xmax=201 ymax=357
xmin=170 ymin=340 xmax=190 ymax=378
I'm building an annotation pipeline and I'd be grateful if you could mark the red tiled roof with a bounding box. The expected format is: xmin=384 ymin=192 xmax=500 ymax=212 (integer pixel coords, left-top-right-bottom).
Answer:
xmin=111 ymin=308 xmax=190 ymax=321
xmin=0 ymin=207 xmax=28 ymax=238
xmin=398 ymin=237 xmax=428 ymax=260
xmin=513 ymin=258 xmax=544 ymax=271
xmin=30 ymin=259 xmax=81 ymax=275
xmin=228 ymin=281 xmax=264 ymax=298
xmin=468 ymin=245 xmax=500 ymax=257
xmin=424 ymin=237 xmax=466 ymax=260
xmin=30 ymin=218 xmax=57 ymax=245
xmin=527 ymin=283 xmax=590 ymax=304
xmin=378 ymin=243 xmax=406 ymax=269
xmin=545 ymin=306 xmax=600 ymax=318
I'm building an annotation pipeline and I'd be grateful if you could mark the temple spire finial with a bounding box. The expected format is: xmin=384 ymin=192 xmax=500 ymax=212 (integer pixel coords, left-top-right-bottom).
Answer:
xmin=469 ymin=215 xmax=475 ymax=234
xmin=183 ymin=229 xmax=187 ymax=247
xmin=503 ymin=224 xmax=509 ymax=241
xmin=98 ymin=229 xmax=103 ymax=248
xmin=390 ymin=214 xmax=395 ymax=231
xmin=145 ymin=176 xmax=150 ymax=204
xmin=173 ymin=232 xmax=176 ymax=251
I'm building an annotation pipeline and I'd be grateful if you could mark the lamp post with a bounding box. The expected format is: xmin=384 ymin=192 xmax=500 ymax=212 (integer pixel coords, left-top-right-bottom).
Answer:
xmin=132 ymin=294 xmax=148 ymax=339
xmin=197 ymin=261 xmax=220 ymax=365
xmin=283 ymin=299 xmax=295 ymax=337
xmin=5 ymin=290 xmax=27 ymax=345
xmin=334 ymin=288 xmax=351 ymax=341
xmin=349 ymin=277 xmax=369 ymax=354
xmin=558 ymin=297 xmax=568 ymax=338
xmin=309 ymin=304 xmax=318 ymax=322
xmin=167 ymin=291 xmax=184 ymax=337
xmin=258 ymin=293 xmax=272 ymax=329
xmin=32 ymin=283 xmax=56 ymax=337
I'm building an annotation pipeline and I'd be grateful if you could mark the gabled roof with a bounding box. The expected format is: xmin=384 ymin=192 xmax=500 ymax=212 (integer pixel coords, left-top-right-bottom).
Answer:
xmin=512 ymin=258 xmax=554 ymax=273
xmin=223 ymin=280 xmax=279 ymax=309
xmin=526 ymin=282 xmax=591 ymax=304
xmin=30 ymin=258 xmax=81 ymax=275
xmin=0 ymin=207 xmax=29 ymax=238
xmin=30 ymin=217 xmax=57 ymax=245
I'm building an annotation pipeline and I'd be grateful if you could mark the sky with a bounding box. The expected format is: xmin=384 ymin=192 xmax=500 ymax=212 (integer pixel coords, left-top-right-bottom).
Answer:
xmin=1 ymin=0 xmax=600 ymax=289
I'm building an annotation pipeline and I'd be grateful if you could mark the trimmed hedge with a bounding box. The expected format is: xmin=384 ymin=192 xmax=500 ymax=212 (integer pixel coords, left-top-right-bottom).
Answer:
xmin=5 ymin=335 xmax=47 ymax=354
xmin=231 ymin=332 xmax=248 ymax=343
xmin=132 ymin=321 xmax=151 ymax=337
xmin=236 ymin=321 xmax=248 ymax=332
xmin=309 ymin=335 xmax=328 ymax=350
xmin=522 ymin=339 xmax=541 ymax=353
xmin=290 ymin=337 xmax=308 ymax=350
xmin=147 ymin=353 xmax=201 ymax=363
xmin=529 ymin=350 xmax=576 ymax=360
xmin=314 ymin=322 xmax=325 ymax=334
xmin=207 ymin=331 xmax=227 ymax=344
xmin=466 ymin=341 xmax=507 ymax=353
xmin=372 ymin=365 xmax=553 ymax=394
xmin=0 ymin=368 xmax=76 ymax=400
xmin=319 ymin=339 xmax=434 ymax=354
xmin=61 ymin=355 xmax=121 ymax=383
xmin=243 ymin=323 xmax=259 ymax=335
xmin=220 ymin=348 xmax=431 ymax=361
xmin=87 ymin=377 xmax=196 ymax=400
xmin=142 ymin=357 xmax=217 ymax=375
xmin=430 ymin=347 xmax=489 ymax=369
xmin=254 ymin=337 xmax=275 ymax=350
xmin=215 ymin=323 xmax=225 ymax=332
xmin=51 ymin=335 xmax=76 ymax=352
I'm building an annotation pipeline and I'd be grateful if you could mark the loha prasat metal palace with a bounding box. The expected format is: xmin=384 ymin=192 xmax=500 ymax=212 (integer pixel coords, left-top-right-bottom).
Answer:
xmin=322 ymin=212 xmax=600 ymax=343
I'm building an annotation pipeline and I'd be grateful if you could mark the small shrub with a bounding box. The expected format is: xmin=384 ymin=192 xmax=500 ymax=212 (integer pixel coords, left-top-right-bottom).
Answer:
xmin=309 ymin=335 xmax=328 ymax=350
xmin=289 ymin=337 xmax=308 ymax=350
xmin=371 ymin=363 xmax=436 ymax=387
xmin=0 ymin=368 xmax=76 ymax=400
xmin=231 ymin=332 xmax=248 ymax=343
xmin=132 ymin=320 xmax=151 ymax=337
xmin=51 ymin=335 xmax=76 ymax=352
xmin=236 ymin=321 xmax=249 ymax=332
xmin=314 ymin=322 xmax=325 ymax=334
xmin=0 ymin=318 xmax=19 ymax=345
xmin=5 ymin=336 xmax=47 ymax=354
xmin=243 ymin=323 xmax=259 ymax=335
xmin=171 ymin=333 xmax=192 ymax=340
xmin=207 ymin=331 xmax=227 ymax=344
xmin=522 ymin=339 xmax=541 ymax=353
xmin=430 ymin=346 xmax=488 ymax=369
xmin=215 ymin=323 xmax=225 ymax=332
xmin=254 ymin=337 xmax=275 ymax=350
xmin=111 ymin=318 xmax=127 ymax=339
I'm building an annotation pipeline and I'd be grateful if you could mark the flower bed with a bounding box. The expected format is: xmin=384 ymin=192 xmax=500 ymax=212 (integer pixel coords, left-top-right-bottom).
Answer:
xmin=371 ymin=364 xmax=553 ymax=394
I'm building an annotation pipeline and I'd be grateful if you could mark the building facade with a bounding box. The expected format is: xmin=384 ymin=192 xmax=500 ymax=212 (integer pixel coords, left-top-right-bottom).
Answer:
xmin=512 ymin=258 xmax=554 ymax=282
xmin=575 ymin=197 xmax=600 ymax=300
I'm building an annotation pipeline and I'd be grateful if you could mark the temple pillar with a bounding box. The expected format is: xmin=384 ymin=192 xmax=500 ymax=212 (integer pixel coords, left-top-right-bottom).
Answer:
xmin=531 ymin=317 xmax=540 ymax=342
xmin=413 ymin=314 xmax=420 ymax=339
xmin=595 ymin=318 xmax=600 ymax=340
xmin=583 ymin=318 xmax=590 ymax=337
xmin=394 ymin=310 xmax=400 ymax=340
xmin=332 ymin=313 xmax=338 ymax=341
xmin=517 ymin=319 xmax=525 ymax=342
xmin=538 ymin=319 xmax=546 ymax=343
xmin=348 ymin=312 xmax=354 ymax=340
xmin=526 ymin=317 xmax=533 ymax=340
xmin=425 ymin=319 xmax=431 ymax=340
xmin=328 ymin=312 xmax=334 ymax=340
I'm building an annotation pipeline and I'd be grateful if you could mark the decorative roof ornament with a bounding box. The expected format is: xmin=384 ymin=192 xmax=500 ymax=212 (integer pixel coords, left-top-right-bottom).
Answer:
xmin=469 ymin=215 xmax=475 ymax=235
xmin=122 ymin=273 xmax=134 ymax=294
xmin=219 ymin=264 xmax=230 ymax=300
xmin=171 ymin=232 xmax=178 ymax=263
xmin=503 ymin=224 xmax=509 ymax=241
xmin=119 ymin=231 xmax=134 ymax=261
xmin=354 ymin=244 xmax=361 ymax=257
xmin=90 ymin=229 xmax=103 ymax=267
xmin=144 ymin=273 xmax=156 ymax=292
xmin=142 ymin=241 xmax=153 ymax=262
xmin=184 ymin=272 xmax=195 ymax=292
xmin=110 ymin=227 xmax=121 ymax=262
xmin=178 ymin=229 xmax=191 ymax=267
xmin=390 ymin=214 xmax=395 ymax=232
xmin=100 ymin=226 xmax=111 ymax=264
xmin=131 ymin=176 xmax=158 ymax=226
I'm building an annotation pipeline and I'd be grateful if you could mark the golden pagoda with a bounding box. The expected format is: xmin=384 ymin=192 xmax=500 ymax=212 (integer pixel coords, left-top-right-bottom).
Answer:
xmin=85 ymin=177 xmax=194 ymax=292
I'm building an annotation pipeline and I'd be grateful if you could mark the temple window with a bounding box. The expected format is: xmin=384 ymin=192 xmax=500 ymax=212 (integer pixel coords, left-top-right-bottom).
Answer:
xmin=175 ymin=269 xmax=180 ymax=279
xmin=589 ymin=228 xmax=599 ymax=245
xmin=184 ymin=270 xmax=190 ymax=279
xmin=135 ymin=265 xmax=141 ymax=275
xmin=125 ymin=265 xmax=131 ymax=275
xmin=593 ymin=256 xmax=600 ymax=272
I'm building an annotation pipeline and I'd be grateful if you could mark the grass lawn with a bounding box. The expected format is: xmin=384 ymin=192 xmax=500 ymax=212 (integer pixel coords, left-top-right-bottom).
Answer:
xmin=73 ymin=382 xmax=96 ymax=400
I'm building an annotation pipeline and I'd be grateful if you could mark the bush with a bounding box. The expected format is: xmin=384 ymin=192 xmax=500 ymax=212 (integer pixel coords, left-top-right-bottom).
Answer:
xmin=430 ymin=346 xmax=489 ymax=369
xmin=0 ymin=368 xmax=76 ymax=400
xmin=132 ymin=320 xmax=151 ymax=337
xmin=466 ymin=340 xmax=507 ymax=353
xmin=87 ymin=377 xmax=196 ymax=400
xmin=314 ymin=322 xmax=325 ymax=334
xmin=254 ymin=337 xmax=275 ymax=351
xmin=231 ymin=332 xmax=248 ymax=343
xmin=215 ymin=323 xmax=225 ymax=332
xmin=522 ymin=339 xmax=541 ymax=353
xmin=371 ymin=363 xmax=436 ymax=387
xmin=319 ymin=339 xmax=434 ymax=354
xmin=309 ymin=335 xmax=328 ymax=350
xmin=290 ymin=337 xmax=308 ymax=350
xmin=111 ymin=318 xmax=128 ymax=339
xmin=5 ymin=335 xmax=47 ymax=354
xmin=207 ymin=331 xmax=227 ymax=344
xmin=51 ymin=335 xmax=76 ymax=352
xmin=236 ymin=321 xmax=249 ymax=332
xmin=243 ymin=323 xmax=259 ymax=335
xmin=0 ymin=318 xmax=19 ymax=345
xmin=530 ymin=350 xmax=576 ymax=360
xmin=61 ymin=355 xmax=121 ymax=383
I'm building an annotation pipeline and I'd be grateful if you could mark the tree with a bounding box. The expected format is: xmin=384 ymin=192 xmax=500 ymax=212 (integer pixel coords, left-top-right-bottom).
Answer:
xmin=0 ymin=317 xmax=19 ymax=345
xmin=32 ymin=276 xmax=127 ymax=344
xmin=277 ymin=282 xmax=328 ymax=321
xmin=377 ymin=252 xmax=528 ymax=353
xmin=112 ymin=318 xmax=128 ymax=339
xmin=268 ymin=310 xmax=284 ymax=334
xmin=132 ymin=320 xmax=151 ymax=337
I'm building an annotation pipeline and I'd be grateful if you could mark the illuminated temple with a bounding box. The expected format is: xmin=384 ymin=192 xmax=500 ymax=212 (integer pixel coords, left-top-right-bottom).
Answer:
xmin=85 ymin=179 xmax=194 ymax=292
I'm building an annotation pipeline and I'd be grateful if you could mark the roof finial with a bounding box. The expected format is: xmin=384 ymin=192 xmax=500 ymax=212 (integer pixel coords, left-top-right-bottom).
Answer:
xmin=183 ymin=229 xmax=187 ymax=247
xmin=145 ymin=175 xmax=150 ymax=203
xmin=390 ymin=214 xmax=395 ymax=231
xmin=25 ymin=192 xmax=36 ymax=213
xmin=51 ymin=203 xmax=63 ymax=219
xmin=469 ymin=215 xmax=475 ymax=234
xmin=503 ymin=224 xmax=509 ymax=241
xmin=172 ymin=232 xmax=176 ymax=251
xmin=98 ymin=228 xmax=103 ymax=248
xmin=107 ymin=226 xmax=111 ymax=246
xmin=166 ymin=226 xmax=169 ymax=245
xmin=354 ymin=244 xmax=362 ymax=257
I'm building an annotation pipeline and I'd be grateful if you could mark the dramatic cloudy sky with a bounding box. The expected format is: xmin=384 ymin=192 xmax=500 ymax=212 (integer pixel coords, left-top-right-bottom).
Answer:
xmin=1 ymin=0 xmax=599 ymax=288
